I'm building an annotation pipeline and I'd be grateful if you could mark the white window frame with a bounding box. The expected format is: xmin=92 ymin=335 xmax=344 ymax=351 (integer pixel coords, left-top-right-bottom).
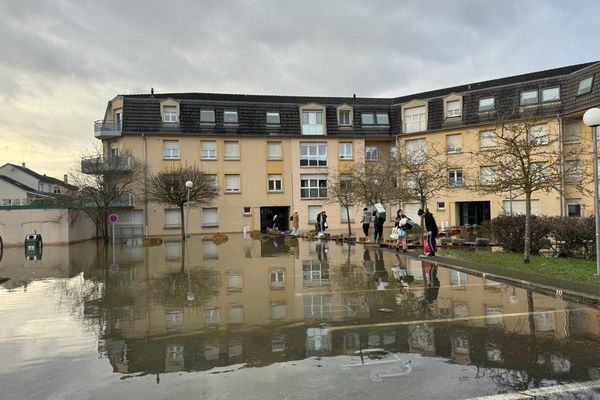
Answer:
xmin=268 ymin=174 xmax=283 ymax=192
xmin=300 ymin=143 xmax=327 ymax=167
xmin=577 ymin=76 xmax=593 ymax=96
xmin=224 ymin=174 xmax=241 ymax=193
xmin=340 ymin=205 xmax=354 ymax=223
xmin=267 ymin=142 xmax=282 ymax=160
xmin=200 ymin=109 xmax=215 ymax=123
xmin=446 ymin=100 xmax=461 ymax=118
xmin=566 ymin=199 xmax=582 ymax=217
xmin=480 ymin=166 xmax=496 ymax=185
xmin=365 ymin=144 xmax=379 ymax=161
xmin=270 ymin=270 xmax=285 ymax=289
xmin=404 ymin=106 xmax=426 ymax=133
xmin=224 ymin=141 xmax=240 ymax=160
xmin=202 ymin=208 xmax=218 ymax=227
xmin=201 ymin=140 xmax=217 ymax=160
xmin=437 ymin=202 xmax=446 ymax=211
xmin=405 ymin=138 xmax=426 ymax=164
xmin=206 ymin=174 xmax=218 ymax=191
xmin=542 ymin=87 xmax=560 ymax=102
xmin=564 ymin=160 xmax=582 ymax=183
xmin=361 ymin=112 xmax=375 ymax=125
xmin=520 ymin=89 xmax=539 ymax=106
xmin=163 ymin=140 xmax=180 ymax=159
xmin=446 ymin=134 xmax=462 ymax=153
xmin=338 ymin=110 xmax=351 ymax=126
xmin=448 ymin=169 xmax=463 ymax=187
xmin=339 ymin=142 xmax=353 ymax=160
xmin=163 ymin=106 xmax=178 ymax=123
xmin=376 ymin=112 xmax=389 ymax=125
xmin=302 ymin=111 xmax=324 ymax=135
xmin=528 ymin=124 xmax=549 ymax=145
xmin=480 ymin=131 xmax=496 ymax=150
xmin=164 ymin=209 xmax=181 ymax=228
xmin=564 ymin=121 xmax=580 ymax=143
xmin=307 ymin=205 xmax=322 ymax=223
xmin=300 ymin=174 xmax=328 ymax=199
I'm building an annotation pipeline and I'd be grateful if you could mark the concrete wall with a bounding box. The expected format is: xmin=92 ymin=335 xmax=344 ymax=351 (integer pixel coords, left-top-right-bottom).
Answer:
xmin=0 ymin=208 xmax=97 ymax=246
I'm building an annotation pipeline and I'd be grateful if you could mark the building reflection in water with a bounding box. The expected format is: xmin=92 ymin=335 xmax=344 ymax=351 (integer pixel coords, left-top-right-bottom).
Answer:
xmin=55 ymin=234 xmax=600 ymax=387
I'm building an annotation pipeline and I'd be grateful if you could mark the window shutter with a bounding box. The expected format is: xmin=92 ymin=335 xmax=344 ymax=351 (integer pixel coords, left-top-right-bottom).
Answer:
xmin=268 ymin=142 xmax=282 ymax=159
xmin=165 ymin=209 xmax=181 ymax=227
xmin=224 ymin=142 xmax=239 ymax=159
xmin=203 ymin=208 xmax=218 ymax=226
xmin=307 ymin=206 xmax=322 ymax=223
xmin=224 ymin=175 xmax=240 ymax=191
xmin=446 ymin=134 xmax=461 ymax=152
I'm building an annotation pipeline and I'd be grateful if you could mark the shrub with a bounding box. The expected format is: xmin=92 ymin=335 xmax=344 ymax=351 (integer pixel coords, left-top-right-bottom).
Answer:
xmin=546 ymin=216 xmax=595 ymax=258
xmin=490 ymin=214 xmax=551 ymax=255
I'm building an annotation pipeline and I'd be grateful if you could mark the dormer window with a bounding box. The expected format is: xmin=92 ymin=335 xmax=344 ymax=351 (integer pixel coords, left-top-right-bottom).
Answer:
xmin=224 ymin=110 xmax=238 ymax=124
xmin=302 ymin=111 xmax=323 ymax=135
xmin=163 ymin=106 xmax=177 ymax=123
xmin=446 ymin=100 xmax=461 ymax=118
xmin=339 ymin=110 xmax=351 ymax=126
xmin=361 ymin=112 xmax=388 ymax=126
xmin=404 ymin=106 xmax=426 ymax=133
xmin=361 ymin=113 xmax=375 ymax=125
xmin=542 ymin=87 xmax=560 ymax=102
xmin=520 ymin=90 xmax=538 ymax=106
xmin=200 ymin=110 xmax=215 ymax=123
xmin=478 ymin=97 xmax=495 ymax=112
xmin=376 ymin=113 xmax=389 ymax=125
xmin=266 ymin=112 xmax=280 ymax=125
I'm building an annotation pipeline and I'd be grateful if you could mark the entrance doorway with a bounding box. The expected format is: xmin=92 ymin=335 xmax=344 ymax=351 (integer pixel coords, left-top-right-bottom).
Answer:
xmin=260 ymin=207 xmax=290 ymax=232
xmin=457 ymin=201 xmax=490 ymax=225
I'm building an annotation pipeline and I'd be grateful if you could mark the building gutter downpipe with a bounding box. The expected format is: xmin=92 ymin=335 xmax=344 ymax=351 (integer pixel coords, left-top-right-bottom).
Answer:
xmin=143 ymin=133 xmax=149 ymax=237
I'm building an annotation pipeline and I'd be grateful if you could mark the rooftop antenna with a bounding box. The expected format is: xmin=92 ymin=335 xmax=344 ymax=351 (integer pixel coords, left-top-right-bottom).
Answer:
xmin=353 ymin=93 xmax=356 ymax=105
xmin=151 ymin=88 xmax=154 ymax=97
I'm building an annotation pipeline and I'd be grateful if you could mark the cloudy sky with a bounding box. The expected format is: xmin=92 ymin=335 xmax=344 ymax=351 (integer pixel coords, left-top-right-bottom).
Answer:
xmin=1 ymin=0 xmax=599 ymax=178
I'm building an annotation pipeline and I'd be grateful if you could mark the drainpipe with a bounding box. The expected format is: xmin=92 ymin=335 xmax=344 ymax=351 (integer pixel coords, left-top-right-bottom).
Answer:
xmin=557 ymin=115 xmax=564 ymax=217
xmin=143 ymin=133 xmax=149 ymax=237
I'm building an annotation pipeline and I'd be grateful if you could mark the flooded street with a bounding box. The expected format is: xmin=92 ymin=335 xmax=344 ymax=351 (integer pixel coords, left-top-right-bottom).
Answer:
xmin=1 ymin=234 xmax=600 ymax=399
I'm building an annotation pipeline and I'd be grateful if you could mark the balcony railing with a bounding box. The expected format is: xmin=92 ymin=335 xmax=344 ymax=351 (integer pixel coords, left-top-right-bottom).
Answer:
xmin=110 ymin=193 xmax=134 ymax=207
xmin=94 ymin=120 xmax=122 ymax=138
xmin=81 ymin=156 xmax=131 ymax=174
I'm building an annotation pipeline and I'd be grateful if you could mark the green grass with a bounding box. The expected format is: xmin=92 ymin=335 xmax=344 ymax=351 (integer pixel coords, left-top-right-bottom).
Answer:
xmin=443 ymin=249 xmax=600 ymax=287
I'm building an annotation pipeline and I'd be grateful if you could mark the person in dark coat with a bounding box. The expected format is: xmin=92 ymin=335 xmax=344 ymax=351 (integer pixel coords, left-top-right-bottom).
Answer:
xmin=418 ymin=208 xmax=438 ymax=256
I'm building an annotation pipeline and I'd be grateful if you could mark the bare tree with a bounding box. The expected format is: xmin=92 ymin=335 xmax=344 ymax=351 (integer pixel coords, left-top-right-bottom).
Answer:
xmin=65 ymin=150 xmax=144 ymax=241
xmin=351 ymin=158 xmax=402 ymax=207
xmin=470 ymin=112 xmax=590 ymax=262
xmin=328 ymin=169 xmax=359 ymax=236
xmin=147 ymin=165 xmax=218 ymax=240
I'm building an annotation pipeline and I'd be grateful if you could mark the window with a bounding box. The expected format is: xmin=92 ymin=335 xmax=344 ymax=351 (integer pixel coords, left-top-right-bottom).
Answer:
xmin=564 ymin=121 xmax=580 ymax=143
xmin=479 ymin=97 xmax=495 ymax=112
xmin=302 ymin=111 xmax=324 ymax=135
xmin=164 ymin=209 xmax=181 ymax=228
xmin=376 ymin=113 xmax=389 ymax=125
xmin=528 ymin=124 xmax=548 ymax=145
xmin=480 ymin=166 xmax=496 ymax=185
xmin=361 ymin=113 xmax=375 ymax=125
xmin=163 ymin=141 xmax=180 ymax=159
xmin=268 ymin=174 xmax=282 ymax=192
xmin=339 ymin=142 xmax=352 ymax=159
xmin=53 ymin=187 xmax=60 ymax=194
xmin=224 ymin=141 xmax=240 ymax=160
xmin=243 ymin=207 xmax=251 ymax=216
xmin=502 ymin=199 xmax=540 ymax=215
xmin=165 ymin=311 xmax=183 ymax=331
xmin=339 ymin=110 xmax=351 ymax=126
xmin=485 ymin=306 xmax=504 ymax=326
xmin=227 ymin=272 xmax=243 ymax=292
xmin=567 ymin=199 xmax=582 ymax=217
xmin=448 ymin=169 xmax=463 ymax=187
xmin=206 ymin=174 xmax=217 ymax=191
xmin=3 ymin=199 xmax=10 ymax=206
xmin=446 ymin=134 xmax=462 ymax=153
xmin=341 ymin=205 xmax=354 ymax=223
xmin=300 ymin=174 xmax=327 ymax=199
xmin=163 ymin=106 xmax=177 ymax=122
xmin=202 ymin=208 xmax=218 ymax=227
xmin=404 ymin=106 xmax=426 ymax=133
xmin=577 ymin=76 xmax=593 ymax=96
xmin=271 ymin=302 xmax=286 ymax=320
xmin=542 ymin=87 xmax=560 ymax=102
xmin=308 ymin=205 xmax=322 ymax=223
xmin=110 ymin=142 xmax=119 ymax=157
xmin=451 ymin=271 xmax=467 ymax=287
xmin=564 ymin=160 xmax=582 ymax=183
xmin=389 ymin=146 xmax=398 ymax=160
xmin=340 ymin=174 xmax=352 ymax=191
xmin=405 ymin=138 xmax=426 ymax=164
xmin=300 ymin=143 xmax=327 ymax=166
xmin=200 ymin=109 xmax=215 ymax=123
xmin=437 ymin=202 xmax=445 ymax=210
xmin=228 ymin=306 xmax=244 ymax=324
xmin=365 ymin=144 xmax=379 ymax=161
xmin=446 ymin=100 xmax=461 ymax=118
xmin=203 ymin=239 xmax=219 ymax=259
xmin=204 ymin=308 xmax=220 ymax=325
xmin=201 ymin=141 xmax=217 ymax=160
xmin=165 ymin=241 xmax=182 ymax=262
xmin=266 ymin=112 xmax=280 ymax=124
xmin=224 ymin=175 xmax=240 ymax=193
xmin=520 ymin=89 xmax=538 ymax=105
xmin=224 ymin=110 xmax=238 ymax=123
xmin=114 ymin=108 xmax=123 ymax=130
xmin=270 ymin=270 xmax=285 ymax=289
xmin=480 ymin=131 xmax=496 ymax=150
xmin=267 ymin=142 xmax=282 ymax=160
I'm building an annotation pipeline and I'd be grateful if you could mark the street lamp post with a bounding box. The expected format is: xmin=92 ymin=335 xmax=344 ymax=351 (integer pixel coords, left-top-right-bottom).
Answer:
xmin=583 ymin=108 xmax=600 ymax=276
xmin=185 ymin=180 xmax=193 ymax=240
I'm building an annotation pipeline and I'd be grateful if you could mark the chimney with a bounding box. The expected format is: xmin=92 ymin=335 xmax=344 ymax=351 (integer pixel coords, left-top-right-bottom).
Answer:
xmin=64 ymin=174 xmax=68 ymax=184
xmin=22 ymin=162 xmax=26 ymax=167
xmin=353 ymin=93 xmax=356 ymax=105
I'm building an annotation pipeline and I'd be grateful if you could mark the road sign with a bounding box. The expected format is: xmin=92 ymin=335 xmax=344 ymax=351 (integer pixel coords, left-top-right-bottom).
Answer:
xmin=108 ymin=214 xmax=119 ymax=224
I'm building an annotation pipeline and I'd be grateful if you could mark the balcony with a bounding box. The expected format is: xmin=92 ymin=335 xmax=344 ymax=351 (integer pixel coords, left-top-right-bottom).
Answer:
xmin=110 ymin=193 xmax=134 ymax=207
xmin=94 ymin=120 xmax=122 ymax=138
xmin=81 ymin=156 xmax=131 ymax=174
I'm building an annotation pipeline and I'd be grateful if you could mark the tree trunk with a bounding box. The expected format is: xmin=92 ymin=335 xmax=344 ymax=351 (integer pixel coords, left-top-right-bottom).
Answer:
xmin=180 ymin=206 xmax=186 ymax=241
xmin=346 ymin=205 xmax=352 ymax=237
xmin=523 ymin=191 xmax=531 ymax=263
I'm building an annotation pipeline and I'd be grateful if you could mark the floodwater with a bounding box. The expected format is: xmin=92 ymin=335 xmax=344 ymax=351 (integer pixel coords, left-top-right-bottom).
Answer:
xmin=1 ymin=234 xmax=600 ymax=400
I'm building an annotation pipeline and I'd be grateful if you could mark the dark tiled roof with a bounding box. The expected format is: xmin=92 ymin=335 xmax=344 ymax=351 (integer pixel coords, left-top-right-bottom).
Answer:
xmin=1 ymin=163 xmax=77 ymax=190
xmin=117 ymin=61 xmax=600 ymax=137
xmin=0 ymin=175 xmax=46 ymax=195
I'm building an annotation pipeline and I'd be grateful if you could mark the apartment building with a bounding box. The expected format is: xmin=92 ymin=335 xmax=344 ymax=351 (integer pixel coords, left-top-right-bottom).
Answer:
xmin=92 ymin=61 xmax=600 ymax=236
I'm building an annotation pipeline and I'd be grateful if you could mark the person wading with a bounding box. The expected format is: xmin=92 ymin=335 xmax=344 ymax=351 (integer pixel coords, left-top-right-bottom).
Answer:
xmin=418 ymin=208 xmax=438 ymax=257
